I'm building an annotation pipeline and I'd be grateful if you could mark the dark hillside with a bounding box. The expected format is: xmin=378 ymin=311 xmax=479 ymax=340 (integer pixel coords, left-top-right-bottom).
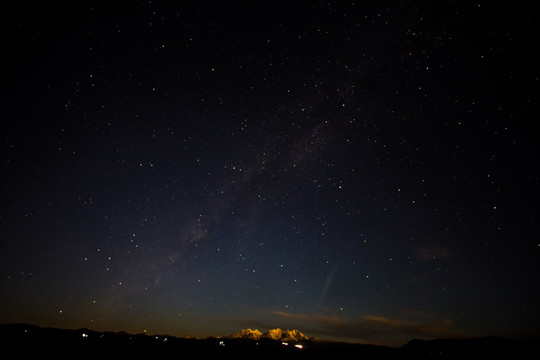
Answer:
xmin=0 ymin=323 xmax=536 ymax=359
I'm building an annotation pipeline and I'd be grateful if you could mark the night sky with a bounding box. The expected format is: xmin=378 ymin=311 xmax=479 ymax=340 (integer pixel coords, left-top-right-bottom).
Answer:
xmin=1 ymin=1 xmax=538 ymax=346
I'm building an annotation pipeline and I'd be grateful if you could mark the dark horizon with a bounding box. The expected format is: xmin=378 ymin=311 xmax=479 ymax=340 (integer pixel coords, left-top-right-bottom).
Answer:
xmin=1 ymin=322 xmax=538 ymax=347
xmin=1 ymin=0 xmax=538 ymax=347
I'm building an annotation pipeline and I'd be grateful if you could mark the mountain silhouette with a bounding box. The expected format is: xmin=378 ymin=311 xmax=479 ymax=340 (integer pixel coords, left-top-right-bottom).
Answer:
xmin=0 ymin=323 xmax=536 ymax=359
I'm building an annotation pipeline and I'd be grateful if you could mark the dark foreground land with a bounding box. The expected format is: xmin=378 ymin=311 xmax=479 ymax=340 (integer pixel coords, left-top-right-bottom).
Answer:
xmin=0 ymin=323 xmax=536 ymax=359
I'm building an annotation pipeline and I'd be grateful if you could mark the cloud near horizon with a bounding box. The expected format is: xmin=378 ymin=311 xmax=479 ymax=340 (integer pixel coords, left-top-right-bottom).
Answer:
xmin=265 ymin=311 xmax=468 ymax=345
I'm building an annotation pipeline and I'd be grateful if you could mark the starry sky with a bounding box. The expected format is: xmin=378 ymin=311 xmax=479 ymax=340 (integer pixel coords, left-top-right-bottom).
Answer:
xmin=1 ymin=1 xmax=538 ymax=346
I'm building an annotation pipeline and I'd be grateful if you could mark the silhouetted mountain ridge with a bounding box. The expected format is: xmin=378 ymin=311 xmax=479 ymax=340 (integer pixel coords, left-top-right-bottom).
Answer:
xmin=0 ymin=323 xmax=536 ymax=359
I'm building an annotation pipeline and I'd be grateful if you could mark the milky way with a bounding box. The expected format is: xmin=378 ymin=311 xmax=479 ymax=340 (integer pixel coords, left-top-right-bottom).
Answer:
xmin=1 ymin=1 xmax=538 ymax=345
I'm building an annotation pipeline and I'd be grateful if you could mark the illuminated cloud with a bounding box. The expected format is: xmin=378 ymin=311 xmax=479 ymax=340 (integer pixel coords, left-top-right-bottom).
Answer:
xmin=267 ymin=311 xmax=468 ymax=345
xmin=361 ymin=315 xmax=463 ymax=337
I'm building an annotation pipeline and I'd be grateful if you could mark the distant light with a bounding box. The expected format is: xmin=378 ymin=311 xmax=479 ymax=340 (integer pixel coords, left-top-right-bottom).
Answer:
xmin=282 ymin=342 xmax=288 ymax=346
xmin=294 ymin=344 xmax=303 ymax=349
xmin=82 ymin=333 xmax=88 ymax=338
xmin=219 ymin=341 xmax=225 ymax=346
